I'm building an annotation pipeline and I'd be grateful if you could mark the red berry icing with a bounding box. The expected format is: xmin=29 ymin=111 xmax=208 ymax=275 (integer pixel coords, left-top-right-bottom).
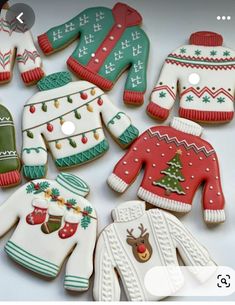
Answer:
xmin=30 ymin=105 xmax=36 ymax=113
xmin=97 ymin=98 xmax=103 ymax=106
xmin=47 ymin=123 xmax=53 ymax=132
xmin=82 ymin=136 xmax=88 ymax=144
xmin=34 ymin=183 xmax=40 ymax=190
xmin=80 ymin=92 xmax=88 ymax=100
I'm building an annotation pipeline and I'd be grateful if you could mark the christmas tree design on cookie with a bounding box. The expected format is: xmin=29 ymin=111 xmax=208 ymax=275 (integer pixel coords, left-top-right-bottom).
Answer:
xmin=153 ymin=150 xmax=186 ymax=196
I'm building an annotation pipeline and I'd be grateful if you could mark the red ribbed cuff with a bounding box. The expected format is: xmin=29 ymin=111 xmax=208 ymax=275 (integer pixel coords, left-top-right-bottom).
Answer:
xmin=190 ymin=31 xmax=223 ymax=46
xmin=0 ymin=170 xmax=21 ymax=187
xmin=0 ymin=72 xmax=11 ymax=83
xmin=67 ymin=56 xmax=113 ymax=90
xmin=147 ymin=102 xmax=169 ymax=121
xmin=21 ymin=67 xmax=44 ymax=85
xmin=123 ymin=90 xmax=144 ymax=105
xmin=38 ymin=33 xmax=54 ymax=54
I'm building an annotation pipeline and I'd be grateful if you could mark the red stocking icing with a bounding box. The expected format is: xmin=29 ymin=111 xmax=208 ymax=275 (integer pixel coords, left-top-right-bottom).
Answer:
xmin=58 ymin=212 xmax=82 ymax=239
xmin=26 ymin=198 xmax=49 ymax=225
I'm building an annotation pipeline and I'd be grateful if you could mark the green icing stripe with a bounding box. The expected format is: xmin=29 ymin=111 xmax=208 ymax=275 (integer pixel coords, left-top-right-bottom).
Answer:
xmin=118 ymin=125 xmax=139 ymax=146
xmin=5 ymin=246 xmax=57 ymax=277
xmin=56 ymin=173 xmax=89 ymax=196
xmin=55 ymin=139 xmax=109 ymax=168
xmin=23 ymin=165 xmax=46 ymax=179
xmin=7 ymin=241 xmax=59 ymax=269
xmin=65 ymin=275 xmax=88 ymax=280
xmin=64 ymin=284 xmax=88 ymax=289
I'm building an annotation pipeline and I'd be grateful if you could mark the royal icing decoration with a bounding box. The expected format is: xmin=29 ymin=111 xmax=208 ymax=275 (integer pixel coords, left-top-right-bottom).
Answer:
xmin=0 ymin=104 xmax=21 ymax=187
xmin=0 ymin=8 xmax=44 ymax=85
xmin=38 ymin=3 xmax=149 ymax=105
xmin=93 ymin=200 xmax=216 ymax=301
xmin=147 ymin=31 xmax=235 ymax=123
xmin=21 ymin=72 xmax=139 ymax=180
xmin=0 ymin=173 xmax=97 ymax=291
xmin=107 ymin=117 xmax=225 ymax=223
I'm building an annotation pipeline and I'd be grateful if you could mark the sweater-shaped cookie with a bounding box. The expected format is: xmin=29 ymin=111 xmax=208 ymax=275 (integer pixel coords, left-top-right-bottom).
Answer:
xmin=21 ymin=71 xmax=139 ymax=180
xmin=0 ymin=104 xmax=21 ymax=187
xmin=38 ymin=2 xmax=149 ymax=105
xmin=93 ymin=200 xmax=216 ymax=301
xmin=0 ymin=7 xmax=44 ymax=85
xmin=0 ymin=172 xmax=97 ymax=291
xmin=147 ymin=31 xmax=235 ymax=123
xmin=108 ymin=117 xmax=225 ymax=223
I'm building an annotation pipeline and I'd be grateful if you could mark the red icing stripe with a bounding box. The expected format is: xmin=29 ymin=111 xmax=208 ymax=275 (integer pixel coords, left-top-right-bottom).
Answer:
xmin=38 ymin=33 xmax=54 ymax=55
xmin=152 ymin=85 xmax=176 ymax=100
xmin=179 ymin=108 xmax=234 ymax=122
xmin=0 ymin=71 xmax=11 ymax=83
xmin=165 ymin=59 xmax=235 ymax=70
xmin=67 ymin=56 xmax=113 ymax=90
xmin=21 ymin=67 xmax=44 ymax=85
xmin=180 ymin=87 xmax=234 ymax=101
xmin=146 ymin=102 xmax=169 ymax=120
xmin=124 ymin=90 xmax=144 ymax=105
xmin=0 ymin=170 xmax=21 ymax=187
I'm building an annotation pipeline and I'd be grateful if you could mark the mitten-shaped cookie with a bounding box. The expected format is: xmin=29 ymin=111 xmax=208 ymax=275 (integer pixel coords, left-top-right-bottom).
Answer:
xmin=0 ymin=5 xmax=44 ymax=85
xmin=93 ymin=200 xmax=216 ymax=301
xmin=147 ymin=31 xmax=235 ymax=123
xmin=0 ymin=104 xmax=21 ymax=187
xmin=22 ymin=71 xmax=139 ymax=180
xmin=38 ymin=3 xmax=149 ymax=105
xmin=108 ymin=117 xmax=225 ymax=223
xmin=0 ymin=172 xmax=97 ymax=291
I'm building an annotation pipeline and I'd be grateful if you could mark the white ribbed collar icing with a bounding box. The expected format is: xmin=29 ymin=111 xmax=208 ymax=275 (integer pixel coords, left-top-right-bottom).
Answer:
xmin=171 ymin=117 xmax=203 ymax=137
xmin=112 ymin=201 xmax=146 ymax=222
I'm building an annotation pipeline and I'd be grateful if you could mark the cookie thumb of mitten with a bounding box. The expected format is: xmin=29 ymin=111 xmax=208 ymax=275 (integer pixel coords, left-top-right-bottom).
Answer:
xmin=26 ymin=198 xmax=49 ymax=225
xmin=41 ymin=204 xmax=64 ymax=234
xmin=0 ymin=104 xmax=21 ymax=188
xmin=58 ymin=212 xmax=82 ymax=239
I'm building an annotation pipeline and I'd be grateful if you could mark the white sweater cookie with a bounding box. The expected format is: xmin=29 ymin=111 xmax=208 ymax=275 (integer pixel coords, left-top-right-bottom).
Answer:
xmin=93 ymin=200 xmax=216 ymax=301
xmin=0 ymin=172 xmax=97 ymax=291
xmin=22 ymin=71 xmax=139 ymax=180
xmin=147 ymin=31 xmax=235 ymax=123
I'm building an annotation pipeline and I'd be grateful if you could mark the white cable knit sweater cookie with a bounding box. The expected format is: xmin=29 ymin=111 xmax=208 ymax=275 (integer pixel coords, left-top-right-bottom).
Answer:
xmin=0 ymin=172 xmax=97 ymax=291
xmin=93 ymin=200 xmax=216 ymax=301
xmin=21 ymin=71 xmax=139 ymax=180
xmin=0 ymin=5 xmax=44 ymax=85
xmin=147 ymin=31 xmax=235 ymax=123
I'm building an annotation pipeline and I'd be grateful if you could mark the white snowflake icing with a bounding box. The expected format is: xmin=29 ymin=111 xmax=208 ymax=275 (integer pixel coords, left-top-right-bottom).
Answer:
xmin=132 ymin=44 xmax=142 ymax=57
xmin=121 ymin=39 xmax=131 ymax=49
xmin=105 ymin=62 xmax=115 ymax=74
xmin=78 ymin=46 xmax=88 ymax=57
xmin=52 ymin=29 xmax=63 ymax=41
xmin=133 ymin=60 xmax=144 ymax=72
xmin=131 ymin=75 xmax=142 ymax=88
xmin=114 ymin=50 xmax=124 ymax=61
xmin=95 ymin=11 xmax=105 ymax=21
xmin=132 ymin=31 xmax=141 ymax=41
xmin=79 ymin=14 xmax=89 ymax=26
xmin=64 ymin=22 xmax=76 ymax=33
xmin=93 ymin=23 xmax=102 ymax=32
xmin=84 ymin=34 xmax=95 ymax=44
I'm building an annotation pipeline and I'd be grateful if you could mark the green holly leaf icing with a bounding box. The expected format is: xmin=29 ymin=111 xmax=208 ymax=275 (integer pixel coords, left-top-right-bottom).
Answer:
xmin=81 ymin=206 xmax=93 ymax=229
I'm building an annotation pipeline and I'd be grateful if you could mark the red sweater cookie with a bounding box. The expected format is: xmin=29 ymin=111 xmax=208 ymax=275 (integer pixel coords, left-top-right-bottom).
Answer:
xmin=107 ymin=117 xmax=225 ymax=223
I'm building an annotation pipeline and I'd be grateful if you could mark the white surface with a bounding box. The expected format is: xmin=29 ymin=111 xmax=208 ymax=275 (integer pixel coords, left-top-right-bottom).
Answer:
xmin=0 ymin=0 xmax=235 ymax=301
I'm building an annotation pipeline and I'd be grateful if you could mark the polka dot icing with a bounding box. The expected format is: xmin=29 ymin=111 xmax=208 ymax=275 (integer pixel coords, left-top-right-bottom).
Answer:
xmin=134 ymin=158 xmax=139 ymax=162
xmin=124 ymin=171 xmax=129 ymax=175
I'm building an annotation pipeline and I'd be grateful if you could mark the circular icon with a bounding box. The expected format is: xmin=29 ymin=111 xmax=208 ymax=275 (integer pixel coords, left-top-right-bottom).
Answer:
xmin=6 ymin=3 xmax=35 ymax=33
xmin=61 ymin=121 xmax=76 ymax=136
xmin=188 ymin=73 xmax=200 ymax=85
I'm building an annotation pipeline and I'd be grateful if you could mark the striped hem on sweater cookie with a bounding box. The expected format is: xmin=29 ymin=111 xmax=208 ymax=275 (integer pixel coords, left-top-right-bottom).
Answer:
xmin=5 ymin=241 xmax=59 ymax=277
xmin=64 ymin=275 xmax=89 ymax=289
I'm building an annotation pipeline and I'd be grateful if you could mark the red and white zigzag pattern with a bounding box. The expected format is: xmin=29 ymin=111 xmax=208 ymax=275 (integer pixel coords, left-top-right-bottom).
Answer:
xmin=152 ymin=85 xmax=176 ymax=100
xmin=180 ymin=87 xmax=234 ymax=101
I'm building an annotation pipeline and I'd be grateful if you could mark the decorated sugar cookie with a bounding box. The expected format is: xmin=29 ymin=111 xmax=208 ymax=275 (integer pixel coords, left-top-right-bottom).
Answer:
xmin=0 ymin=104 xmax=21 ymax=187
xmin=38 ymin=3 xmax=149 ymax=105
xmin=21 ymin=71 xmax=139 ymax=180
xmin=0 ymin=172 xmax=97 ymax=291
xmin=0 ymin=6 xmax=44 ymax=85
xmin=147 ymin=31 xmax=235 ymax=123
xmin=107 ymin=117 xmax=225 ymax=223
xmin=93 ymin=200 xmax=216 ymax=301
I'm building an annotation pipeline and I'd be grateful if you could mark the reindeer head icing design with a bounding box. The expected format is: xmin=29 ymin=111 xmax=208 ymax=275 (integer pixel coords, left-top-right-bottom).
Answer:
xmin=126 ymin=223 xmax=152 ymax=263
